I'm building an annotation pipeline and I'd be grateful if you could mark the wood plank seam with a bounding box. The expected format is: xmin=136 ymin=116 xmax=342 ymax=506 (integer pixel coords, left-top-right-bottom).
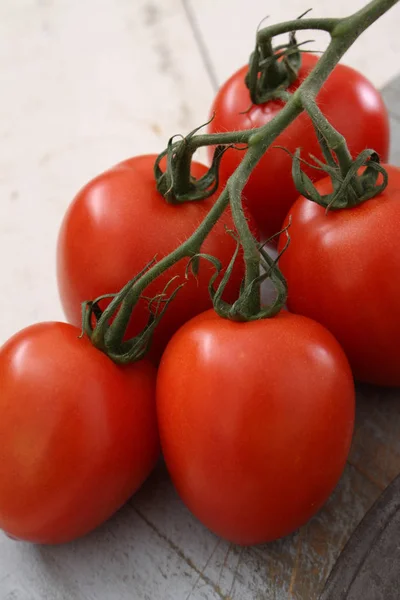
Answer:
xmin=181 ymin=0 xmax=220 ymax=92
xmin=133 ymin=506 xmax=228 ymax=600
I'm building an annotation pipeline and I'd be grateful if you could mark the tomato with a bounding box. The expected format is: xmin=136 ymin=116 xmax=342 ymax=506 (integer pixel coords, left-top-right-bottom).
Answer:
xmin=157 ymin=310 xmax=354 ymax=545
xmin=208 ymin=53 xmax=390 ymax=240
xmin=278 ymin=164 xmax=400 ymax=387
xmin=57 ymin=155 xmax=252 ymax=363
xmin=0 ymin=322 xmax=159 ymax=544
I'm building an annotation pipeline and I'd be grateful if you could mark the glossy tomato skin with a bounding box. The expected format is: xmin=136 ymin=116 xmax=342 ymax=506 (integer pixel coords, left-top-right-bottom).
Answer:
xmin=157 ymin=310 xmax=355 ymax=545
xmin=278 ymin=164 xmax=400 ymax=386
xmin=208 ymin=54 xmax=390 ymax=240
xmin=0 ymin=322 xmax=159 ymax=544
xmin=57 ymin=155 xmax=252 ymax=363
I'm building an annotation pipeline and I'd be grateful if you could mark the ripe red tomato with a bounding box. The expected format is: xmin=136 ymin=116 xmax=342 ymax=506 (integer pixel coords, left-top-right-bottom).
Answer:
xmin=0 ymin=322 xmax=159 ymax=544
xmin=57 ymin=155 xmax=251 ymax=363
xmin=208 ymin=53 xmax=390 ymax=240
xmin=278 ymin=164 xmax=400 ymax=387
xmin=157 ymin=310 xmax=355 ymax=545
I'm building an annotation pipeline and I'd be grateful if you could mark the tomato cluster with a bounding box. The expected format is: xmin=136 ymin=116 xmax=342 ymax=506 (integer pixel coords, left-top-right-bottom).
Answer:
xmin=0 ymin=42 xmax=397 ymax=549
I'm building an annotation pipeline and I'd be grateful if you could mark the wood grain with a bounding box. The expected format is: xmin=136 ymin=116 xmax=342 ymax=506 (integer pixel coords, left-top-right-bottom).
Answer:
xmin=350 ymin=385 xmax=400 ymax=490
xmin=130 ymin=461 xmax=380 ymax=600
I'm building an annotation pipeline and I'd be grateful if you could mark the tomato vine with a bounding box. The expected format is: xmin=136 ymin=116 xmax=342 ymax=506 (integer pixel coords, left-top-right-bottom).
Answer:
xmin=83 ymin=0 xmax=398 ymax=364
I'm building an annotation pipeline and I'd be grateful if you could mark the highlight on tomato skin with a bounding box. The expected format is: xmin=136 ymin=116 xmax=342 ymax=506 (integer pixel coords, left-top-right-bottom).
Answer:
xmin=278 ymin=163 xmax=400 ymax=387
xmin=156 ymin=309 xmax=355 ymax=546
xmin=56 ymin=154 xmax=257 ymax=364
xmin=0 ymin=321 xmax=160 ymax=544
xmin=208 ymin=53 xmax=390 ymax=240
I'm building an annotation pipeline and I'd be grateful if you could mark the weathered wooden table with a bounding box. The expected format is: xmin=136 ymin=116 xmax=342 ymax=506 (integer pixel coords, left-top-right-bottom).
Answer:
xmin=0 ymin=76 xmax=399 ymax=600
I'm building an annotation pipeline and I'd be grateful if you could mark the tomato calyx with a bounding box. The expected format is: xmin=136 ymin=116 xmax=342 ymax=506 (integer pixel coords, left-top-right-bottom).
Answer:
xmin=244 ymin=8 xmax=338 ymax=105
xmin=288 ymin=84 xmax=389 ymax=210
xmin=81 ymin=259 xmax=185 ymax=364
xmin=187 ymin=225 xmax=289 ymax=323
xmin=245 ymin=29 xmax=303 ymax=105
xmin=292 ymin=148 xmax=389 ymax=211
xmin=154 ymin=120 xmax=236 ymax=205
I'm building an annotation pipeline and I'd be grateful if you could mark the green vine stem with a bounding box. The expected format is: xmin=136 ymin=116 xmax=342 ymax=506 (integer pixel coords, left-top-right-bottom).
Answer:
xmin=301 ymin=95 xmax=355 ymax=178
xmin=84 ymin=0 xmax=398 ymax=364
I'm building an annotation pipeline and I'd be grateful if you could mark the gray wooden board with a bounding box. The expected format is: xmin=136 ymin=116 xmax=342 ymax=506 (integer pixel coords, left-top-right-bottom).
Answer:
xmin=1 ymin=83 xmax=400 ymax=600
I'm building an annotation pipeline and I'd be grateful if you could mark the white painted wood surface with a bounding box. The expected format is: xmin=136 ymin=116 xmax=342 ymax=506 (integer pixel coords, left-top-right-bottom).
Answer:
xmin=1 ymin=1 xmax=400 ymax=599
xmin=0 ymin=0 xmax=215 ymax=344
